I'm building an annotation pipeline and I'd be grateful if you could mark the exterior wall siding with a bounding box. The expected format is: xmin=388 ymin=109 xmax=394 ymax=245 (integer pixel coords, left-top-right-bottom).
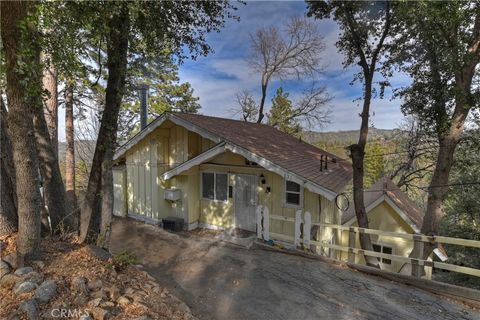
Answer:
xmin=340 ymin=201 xmax=416 ymax=273
xmin=113 ymin=167 xmax=127 ymax=217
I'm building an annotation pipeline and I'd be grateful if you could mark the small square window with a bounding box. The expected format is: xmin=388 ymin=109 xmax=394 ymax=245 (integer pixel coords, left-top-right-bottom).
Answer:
xmin=215 ymin=174 xmax=228 ymax=201
xmin=285 ymin=180 xmax=301 ymax=206
xmin=286 ymin=193 xmax=300 ymax=205
xmin=372 ymin=243 xmax=392 ymax=265
xmin=382 ymin=246 xmax=392 ymax=264
xmin=202 ymin=172 xmax=228 ymax=202
xmin=202 ymin=173 xmax=214 ymax=200
xmin=286 ymin=181 xmax=300 ymax=192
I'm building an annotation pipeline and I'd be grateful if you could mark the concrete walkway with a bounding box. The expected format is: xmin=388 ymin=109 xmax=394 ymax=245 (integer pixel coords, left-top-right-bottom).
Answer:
xmin=110 ymin=217 xmax=479 ymax=320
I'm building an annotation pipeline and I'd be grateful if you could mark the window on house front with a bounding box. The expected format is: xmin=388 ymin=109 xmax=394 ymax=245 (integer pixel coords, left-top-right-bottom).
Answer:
xmin=285 ymin=180 xmax=301 ymax=206
xmin=202 ymin=172 xmax=228 ymax=201
xmin=373 ymin=244 xmax=393 ymax=265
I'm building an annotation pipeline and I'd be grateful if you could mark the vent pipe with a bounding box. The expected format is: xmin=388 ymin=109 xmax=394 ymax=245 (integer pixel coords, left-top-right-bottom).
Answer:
xmin=140 ymin=85 xmax=148 ymax=129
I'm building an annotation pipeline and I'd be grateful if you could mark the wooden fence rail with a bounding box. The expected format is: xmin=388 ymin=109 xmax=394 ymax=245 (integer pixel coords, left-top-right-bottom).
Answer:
xmin=264 ymin=212 xmax=480 ymax=279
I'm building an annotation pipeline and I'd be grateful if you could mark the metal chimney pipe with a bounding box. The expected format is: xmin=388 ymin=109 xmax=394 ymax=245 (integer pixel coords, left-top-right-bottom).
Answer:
xmin=139 ymin=85 xmax=148 ymax=129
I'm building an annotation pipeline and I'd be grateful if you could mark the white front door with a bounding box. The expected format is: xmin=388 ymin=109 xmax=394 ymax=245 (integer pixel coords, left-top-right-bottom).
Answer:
xmin=234 ymin=174 xmax=258 ymax=232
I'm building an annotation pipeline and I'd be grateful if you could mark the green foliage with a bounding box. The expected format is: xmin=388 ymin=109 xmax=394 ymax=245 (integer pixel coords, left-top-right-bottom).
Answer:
xmin=442 ymin=128 xmax=480 ymax=252
xmin=387 ymin=1 xmax=480 ymax=136
xmin=307 ymin=1 xmax=392 ymax=86
xmin=118 ymin=55 xmax=201 ymax=141
xmin=107 ymin=250 xmax=137 ymax=272
xmin=267 ymin=88 xmax=302 ymax=137
xmin=364 ymin=143 xmax=385 ymax=188
xmin=439 ymin=127 xmax=480 ymax=288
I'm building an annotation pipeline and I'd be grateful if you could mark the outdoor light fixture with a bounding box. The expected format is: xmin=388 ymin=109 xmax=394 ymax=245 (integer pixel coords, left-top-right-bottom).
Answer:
xmin=260 ymin=173 xmax=266 ymax=185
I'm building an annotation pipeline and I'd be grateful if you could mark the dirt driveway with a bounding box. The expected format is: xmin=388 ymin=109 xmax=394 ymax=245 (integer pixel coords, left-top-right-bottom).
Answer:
xmin=110 ymin=217 xmax=478 ymax=320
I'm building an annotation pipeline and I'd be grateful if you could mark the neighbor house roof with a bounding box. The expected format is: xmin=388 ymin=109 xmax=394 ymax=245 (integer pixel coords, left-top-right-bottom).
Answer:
xmin=341 ymin=177 xmax=424 ymax=232
xmin=114 ymin=112 xmax=352 ymax=199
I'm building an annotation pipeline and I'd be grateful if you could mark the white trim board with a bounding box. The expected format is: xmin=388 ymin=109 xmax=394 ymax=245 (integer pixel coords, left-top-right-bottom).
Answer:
xmin=114 ymin=113 xmax=221 ymax=161
xmin=161 ymin=142 xmax=226 ymax=180
xmin=343 ymin=195 xmax=420 ymax=233
xmin=224 ymin=143 xmax=337 ymax=201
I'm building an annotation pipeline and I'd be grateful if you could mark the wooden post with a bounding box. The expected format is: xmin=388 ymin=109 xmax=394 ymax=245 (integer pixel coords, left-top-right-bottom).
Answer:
xmin=348 ymin=227 xmax=356 ymax=263
xmin=411 ymin=235 xmax=425 ymax=278
xmin=256 ymin=205 xmax=263 ymax=239
xmin=295 ymin=210 xmax=302 ymax=247
xmin=303 ymin=211 xmax=311 ymax=247
xmin=263 ymin=206 xmax=269 ymax=241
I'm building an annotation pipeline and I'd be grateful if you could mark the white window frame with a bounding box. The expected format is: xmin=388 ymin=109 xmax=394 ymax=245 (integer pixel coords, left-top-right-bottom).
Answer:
xmin=201 ymin=171 xmax=229 ymax=203
xmin=284 ymin=179 xmax=303 ymax=208
xmin=372 ymin=242 xmax=394 ymax=265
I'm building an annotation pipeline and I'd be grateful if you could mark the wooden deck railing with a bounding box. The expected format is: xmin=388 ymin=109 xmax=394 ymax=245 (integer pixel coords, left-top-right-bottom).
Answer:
xmin=256 ymin=208 xmax=480 ymax=279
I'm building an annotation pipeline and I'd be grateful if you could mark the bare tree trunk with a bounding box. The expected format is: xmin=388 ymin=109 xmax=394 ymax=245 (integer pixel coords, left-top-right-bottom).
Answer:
xmin=257 ymin=79 xmax=268 ymax=123
xmin=33 ymin=93 xmax=74 ymax=233
xmin=411 ymin=80 xmax=472 ymax=276
xmin=42 ymin=63 xmax=58 ymax=155
xmin=1 ymin=0 xmax=42 ymax=261
xmin=348 ymin=77 xmax=380 ymax=268
xmin=65 ymin=82 xmax=76 ymax=220
xmin=98 ymin=148 xmax=114 ymax=249
xmin=79 ymin=3 xmax=129 ymax=243
xmin=0 ymin=94 xmax=18 ymax=237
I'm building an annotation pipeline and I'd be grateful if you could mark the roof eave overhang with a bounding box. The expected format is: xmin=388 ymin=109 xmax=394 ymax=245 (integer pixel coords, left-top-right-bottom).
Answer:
xmin=343 ymin=194 xmax=421 ymax=233
xmin=114 ymin=113 xmax=222 ymax=161
xmin=224 ymin=143 xmax=338 ymax=201
xmin=161 ymin=142 xmax=226 ymax=180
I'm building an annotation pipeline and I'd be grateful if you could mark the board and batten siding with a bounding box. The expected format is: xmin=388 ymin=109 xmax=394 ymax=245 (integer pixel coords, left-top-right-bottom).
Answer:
xmin=121 ymin=122 xmax=211 ymax=222
xmin=339 ymin=201 xmax=420 ymax=274
xmin=113 ymin=167 xmax=127 ymax=217
xmin=197 ymin=151 xmax=340 ymax=236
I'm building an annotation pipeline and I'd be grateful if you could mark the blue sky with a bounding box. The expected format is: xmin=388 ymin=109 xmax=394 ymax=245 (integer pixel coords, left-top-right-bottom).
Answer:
xmin=58 ymin=1 xmax=409 ymax=141
xmin=178 ymin=0 xmax=410 ymax=132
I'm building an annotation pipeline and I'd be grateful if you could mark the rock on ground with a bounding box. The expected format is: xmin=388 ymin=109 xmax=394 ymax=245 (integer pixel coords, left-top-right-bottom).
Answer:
xmin=13 ymin=281 xmax=36 ymax=295
xmin=71 ymin=276 xmax=88 ymax=295
xmin=0 ymin=260 xmax=11 ymax=278
xmin=0 ymin=273 xmax=21 ymax=288
xmin=14 ymin=267 xmax=33 ymax=276
xmin=35 ymin=280 xmax=57 ymax=304
xmin=2 ymin=253 xmax=18 ymax=269
xmin=19 ymin=299 xmax=38 ymax=320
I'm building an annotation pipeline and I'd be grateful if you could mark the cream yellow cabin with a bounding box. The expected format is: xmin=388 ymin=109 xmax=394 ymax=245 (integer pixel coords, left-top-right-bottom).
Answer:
xmin=112 ymin=112 xmax=352 ymax=240
xmin=339 ymin=177 xmax=446 ymax=278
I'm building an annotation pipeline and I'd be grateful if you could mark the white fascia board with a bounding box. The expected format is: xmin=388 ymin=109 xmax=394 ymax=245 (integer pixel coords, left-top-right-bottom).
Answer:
xmin=344 ymin=195 xmax=386 ymax=226
xmin=114 ymin=113 xmax=222 ymax=161
xmin=384 ymin=196 xmax=421 ymax=233
xmin=224 ymin=143 xmax=337 ymax=201
xmin=168 ymin=114 xmax=222 ymax=144
xmin=114 ymin=114 xmax=169 ymax=161
xmin=343 ymin=195 xmax=421 ymax=233
xmin=161 ymin=143 xmax=226 ymax=180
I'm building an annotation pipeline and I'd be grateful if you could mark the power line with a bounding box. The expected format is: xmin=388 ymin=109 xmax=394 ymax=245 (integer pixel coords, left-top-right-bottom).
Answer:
xmin=343 ymin=181 xmax=480 ymax=194
xmin=362 ymin=141 xmax=469 ymax=159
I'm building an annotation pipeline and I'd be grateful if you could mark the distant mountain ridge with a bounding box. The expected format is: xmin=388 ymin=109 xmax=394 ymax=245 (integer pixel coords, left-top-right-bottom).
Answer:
xmin=56 ymin=128 xmax=397 ymax=163
xmin=303 ymin=128 xmax=398 ymax=145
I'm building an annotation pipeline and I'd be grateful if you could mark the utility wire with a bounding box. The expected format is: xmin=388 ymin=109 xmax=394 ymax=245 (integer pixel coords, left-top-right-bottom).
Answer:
xmin=343 ymin=181 xmax=480 ymax=194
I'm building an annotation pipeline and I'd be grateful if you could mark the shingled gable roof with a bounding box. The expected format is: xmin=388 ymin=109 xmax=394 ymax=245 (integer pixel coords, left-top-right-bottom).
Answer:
xmin=341 ymin=176 xmax=424 ymax=232
xmin=114 ymin=112 xmax=352 ymax=198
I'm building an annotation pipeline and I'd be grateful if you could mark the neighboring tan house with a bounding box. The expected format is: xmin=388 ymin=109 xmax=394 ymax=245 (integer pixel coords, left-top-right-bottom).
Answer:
xmin=339 ymin=177 xmax=446 ymax=278
xmin=112 ymin=112 xmax=352 ymax=241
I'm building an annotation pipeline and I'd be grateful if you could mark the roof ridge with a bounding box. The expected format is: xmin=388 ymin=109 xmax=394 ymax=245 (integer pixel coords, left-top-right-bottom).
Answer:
xmin=171 ymin=112 xmax=350 ymax=162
